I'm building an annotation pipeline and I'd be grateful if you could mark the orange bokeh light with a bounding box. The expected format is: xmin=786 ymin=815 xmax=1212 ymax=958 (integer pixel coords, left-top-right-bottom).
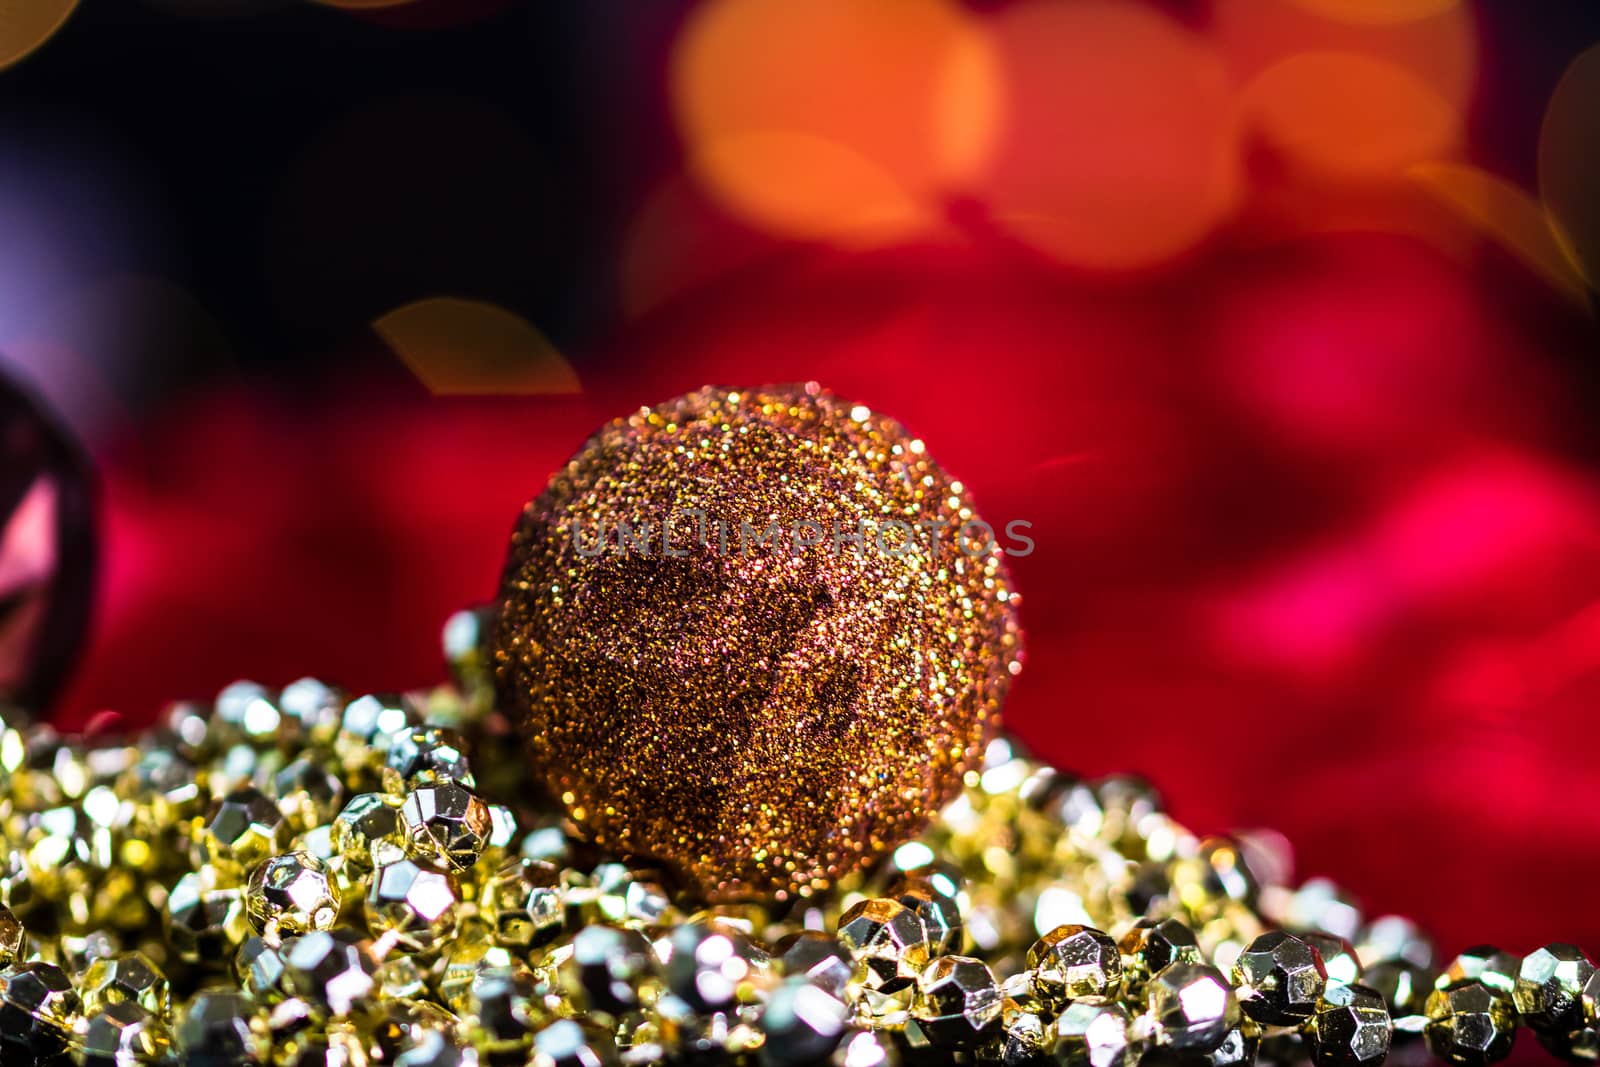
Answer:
xmin=671 ymin=0 xmax=999 ymax=245
xmin=0 ymin=0 xmax=78 ymax=71
xmin=981 ymin=0 xmax=1241 ymax=271
xmin=1284 ymin=0 xmax=1462 ymax=27
xmin=1244 ymin=51 xmax=1461 ymax=182
xmin=1214 ymin=0 xmax=1477 ymax=103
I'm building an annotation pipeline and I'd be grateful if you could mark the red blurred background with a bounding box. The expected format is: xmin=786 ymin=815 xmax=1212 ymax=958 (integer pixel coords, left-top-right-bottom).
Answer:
xmin=3 ymin=0 xmax=1600 ymax=984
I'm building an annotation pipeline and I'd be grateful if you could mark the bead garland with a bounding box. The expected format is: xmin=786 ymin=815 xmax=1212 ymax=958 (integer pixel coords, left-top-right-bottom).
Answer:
xmin=0 ymin=611 xmax=1593 ymax=1066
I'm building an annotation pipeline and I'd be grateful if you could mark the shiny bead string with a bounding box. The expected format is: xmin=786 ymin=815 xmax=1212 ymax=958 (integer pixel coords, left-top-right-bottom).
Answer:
xmin=0 ymin=612 xmax=1592 ymax=1066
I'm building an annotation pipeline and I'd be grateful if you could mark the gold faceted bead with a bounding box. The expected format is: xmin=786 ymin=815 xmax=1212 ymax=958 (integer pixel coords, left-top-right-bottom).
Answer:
xmin=1424 ymin=981 xmax=1517 ymax=1066
xmin=80 ymin=951 xmax=168 ymax=1015
xmin=1514 ymin=943 xmax=1595 ymax=1035
xmin=166 ymin=871 xmax=250 ymax=964
xmin=176 ymin=990 xmax=270 ymax=1065
xmin=280 ymin=928 xmax=381 ymax=1016
xmin=1232 ymin=930 xmax=1326 ymax=1027
xmin=332 ymin=792 xmax=407 ymax=872
xmin=193 ymin=787 xmax=290 ymax=876
xmin=465 ymin=966 xmax=544 ymax=1057
xmin=887 ymin=875 xmax=964 ymax=957
xmin=997 ymin=995 xmax=1050 ymax=1066
xmin=0 ymin=960 xmax=81 ymax=1058
xmin=384 ymin=727 xmax=476 ymax=794
xmin=1027 ymin=924 xmax=1122 ymax=1006
xmin=1437 ymin=946 xmax=1519 ymax=997
xmin=485 ymin=859 xmax=566 ymax=949
xmin=236 ymin=935 xmax=289 ymax=1000
xmin=763 ymin=977 xmax=852 ymax=1067
xmin=366 ymin=859 xmax=462 ymax=954
xmin=1118 ymin=918 xmax=1202 ymax=993
xmin=1303 ymin=933 xmax=1362 ymax=990
xmin=79 ymin=999 xmax=176 ymax=1064
xmin=911 ymin=955 xmax=1001 ymax=1048
xmin=1145 ymin=961 xmax=1240 ymax=1053
xmin=245 ymin=851 xmax=341 ymax=939
xmin=0 ymin=902 xmax=21 ymax=968
xmin=1308 ymin=983 xmax=1392 ymax=1067
xmin=663 ymin=921 xmax=766 ymax=1015
xmin=1362 ymin=959 xmax=1432 ymax=1035
xmin=775 ymin=932 xmax=853 ymax=998
xmin=492 ymin=385 xmax=1022 ymax=900
xmin=1050 ymin=996 xmax=1134 ymax=1067
xmin=1210 ymin=1019 xmax=1263 ymax=1067
xmin=1354 ymin=916 xmax=1433 ymax=971
xmin=399 ymin=783 xmax=494 ymax=872
xmin=837 ymin=899 xmax=932 ymax=994
xmin=271 ymin=757 xmax=347 ymax=833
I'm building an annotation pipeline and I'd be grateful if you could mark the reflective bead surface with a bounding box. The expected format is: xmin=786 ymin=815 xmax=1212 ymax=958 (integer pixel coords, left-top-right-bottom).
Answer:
xmin=1231 ymin=928 xmax=1324 ymax=1029
xmin=1050 ymin=995 xmax=1134 ymax=1067
xmin=665 ymin=921 xmax=762 ymax=1014
xmin=912 ymin=955 xmax=1001 ymax=1048
xmin=1437 ymin=946 xmax=1518 ymax=997
xmin=79 ymin=999 xmax=175 ymax=1065
xmin=0 ymin=960 xmax=80 ymax=1056
xmin=1303 ymin=933 xmax=1362 ymax=990
xmin=1146 ymin=962 xmax=1239 ymax=1052
xmin=888 ymin=874 xmax=963 ymax=957
xmin=486 ymin=858 xmax=565 ymax=948
xmin=1424 ymin=981 xmax=1516 ymax=1066
xmin=1028 ymin=925 xmax=1122 ymax=1005
xmin=1119 ymin=918 xmax=1202 ymax=993
xmin=282 ymin=928 xmax=381 ymax=1016
xmin=177 ymin=990 xmax=268 ymax=1066
xmin=399 ymin=782 xmax=494 ymax=871
xmin=776 ymin=931 xmax=854 ymax=998
xmin=837 ymin=899 xmax=931 ymax=994
xmin=193 ymin=788 xmax=289 ymax=875
xmin=245 ymin=851 xmax=341 ymax=938
xmin=1308 ymin=983 xmax=1392 ymax=1067
xmin=366 ymin=859 xmax=461 ymax=952
xmin=763 ymin=978 xmax=851 ymax=1066
xmin=1514 ymin=943 xmax=1595 ymax=1035
xmin=80 ymin=951 xmax=168 ymax=1015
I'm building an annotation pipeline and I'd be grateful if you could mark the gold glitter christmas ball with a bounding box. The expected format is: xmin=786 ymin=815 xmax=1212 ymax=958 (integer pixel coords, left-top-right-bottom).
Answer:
xmin=492 ymin=384 xmax=1022 ymax=901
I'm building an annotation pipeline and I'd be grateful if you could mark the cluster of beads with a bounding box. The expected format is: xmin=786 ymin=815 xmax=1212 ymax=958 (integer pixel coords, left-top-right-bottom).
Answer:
xmin=0 ymin=612 xmax=1594 ymax=1065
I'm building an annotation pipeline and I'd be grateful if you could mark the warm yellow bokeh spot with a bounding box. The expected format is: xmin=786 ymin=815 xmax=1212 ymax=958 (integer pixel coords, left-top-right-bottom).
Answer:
xmin=1539 ymin=44 xmax=1600 ymax=291
xmin=374 ymin=298 xmax=581 ymax=396
xmin=1245 ymin=51 xmax=1461 ymax=182
xmin=672 ymin=0 xmax=1000 ymax=243
xmin=983 ymin=0 xmax=1241 ymax=271
xmin=1284 ymin=0 xmax=1460 ymax=26
xmin=1411 ymin=163 xmax=1588 ymax=304
xmin=0 ymin=0 xmax=78 ymax=71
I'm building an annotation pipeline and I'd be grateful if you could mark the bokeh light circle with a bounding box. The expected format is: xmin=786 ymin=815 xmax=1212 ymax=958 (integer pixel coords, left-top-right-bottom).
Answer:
xmin=1214 ymin=0 xmax=1477 ymax=111
xmin=671 ymin=0 xmax=1000 ymax=244
xmin=0 ymin=0 xmax=79 ymax=71
xmin=1539 ymin=44 xmax=1600 ymax=291
xmin=1243 ymin=51 xmax=1461 ymax=182
xmin=1284 ymin=0 xmax=1461 ymax=26
xmin=372 ymin=297 xmax=580 ymax=396
xmin=982 ymin=0 xmax=1241 ymax=271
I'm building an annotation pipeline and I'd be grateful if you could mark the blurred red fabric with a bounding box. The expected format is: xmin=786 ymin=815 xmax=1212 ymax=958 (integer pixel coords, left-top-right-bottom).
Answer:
xmin=54 ymin=231 xmax=1600 ymax=984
